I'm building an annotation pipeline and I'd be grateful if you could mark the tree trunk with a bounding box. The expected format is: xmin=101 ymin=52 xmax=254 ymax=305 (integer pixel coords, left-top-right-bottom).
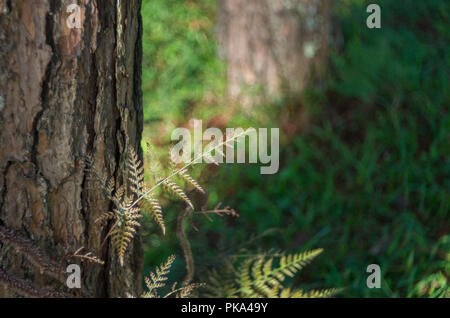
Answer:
xmin=0 ymin=0 xmax=143 ymax=297
xmin=217 ymin=0 xmax=331 ymax=107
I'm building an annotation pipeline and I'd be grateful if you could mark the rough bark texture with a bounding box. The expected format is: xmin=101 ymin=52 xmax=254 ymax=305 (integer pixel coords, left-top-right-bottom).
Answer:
xmin=217 ymin=0 xmax=331 ymax=107
xmin=0 ymin=0 xmax=143 ymax=297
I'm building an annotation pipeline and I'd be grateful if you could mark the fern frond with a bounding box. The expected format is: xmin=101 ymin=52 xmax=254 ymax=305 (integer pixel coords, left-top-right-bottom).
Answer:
xmin=301 ymin=288 xmax=342 ymax=298
xmin=238 ymin=258 xmax=254 ymax=297
xmin=66 ymin=247 xmax=104 ymax=265
xmin=126 ymin=147 xmax=167 ymax=235
xmin=179 ymin=168 xmax=205 ymax=194
xmin=132 ymin=130 xmax=248 ymax=207
xmin=240 ymin=249 xmax=323 ymax=297
xmin=162 ymin=180 xmax=194 ymax=209
xmin=95 ymin=211 xmax=116 ymax=224
xmin=172 ymin=283 xmax=204 ymax=298
xmin=281 ymin=287 xmax=341 ymax=298
xmin=139 ymin=195 xmax=165 ymax=235
xmin=105 ymin=177 xmax=115 ymax=199
xmin=206 ymin=248 xmax=338 ymax=298
xmin=111 ymin=219 xmax=140 ymax=267
xmin=204 ymin=267 xmax=238 ymax=298
xmin=278 ymin=249 xmax=323 ymax=276
xmin=142 ymin=255 xmax=203 ymax=298
xmin=113 ymin=185 xmax=125 ymax=204
xmin=142 ymin=255 xmax=175 ymax=298
xmin=127 ymin=145 xmax=145 ymax=194
xmin=106 ymin=195 xmax=142 ymax=266
xmin=88 ymin=146 xmax=148 ymax=266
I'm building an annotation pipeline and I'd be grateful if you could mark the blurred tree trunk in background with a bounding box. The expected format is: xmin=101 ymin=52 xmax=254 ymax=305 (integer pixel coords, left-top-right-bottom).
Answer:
xmin=0 ymin=0 xmax=143 ymax=297
xmin=217 ymin=0 xmax=331 ymax=107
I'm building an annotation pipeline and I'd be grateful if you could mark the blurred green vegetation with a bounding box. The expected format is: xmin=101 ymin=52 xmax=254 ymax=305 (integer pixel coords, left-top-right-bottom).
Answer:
xmin=141 ymin=0 xmax=225 ymax=124
xmin=141 ymin=0 xmax=449 ymax=297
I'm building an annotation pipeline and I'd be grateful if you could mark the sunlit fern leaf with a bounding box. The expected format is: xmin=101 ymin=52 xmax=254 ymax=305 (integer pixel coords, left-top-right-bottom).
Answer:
xmin=265 ymin=250 xmax=321 ymax=282
xmin=139 ymin=196 xmax=165 ymax=235
xmin=95 ymin=211 xmax=116 ymax=224
xmin=111 ymin=214 xmax=141 ymax=267
xmin=113 ymin=185 xmax=125 ymax=205
xmin=168 ymin=155 xmax=204 ymax=194
xmin=89 ymin=133 xmax=252 ymax=269
xmin=95 ymin=183 xmax=129 ymax=225
xmin=106 ymin=177 xmax=115 ymax=200
xmin=142 ymin=254 xmax=175 ymax=298
xmin=126 ymin=147 xmax=167 ymax=235
xmin=179 ymin=168 xmax=205 ymax=194
xmin=206 ymin=248 xmax=338 ymax=298
xmin=175 ymin=283 xmax=204 ymax=298
xmin=204 ymin=266 xmax=238 ymax=298
xmin=238 ymin=258 xmax=254 ymax=297
xmin=88 ymin=146 xmax=158 ymax=267
xmin=127 ymin=145 xmax=145 ymax=194
xmin=279 ymin=287 xmax=293 ymax=298
xmin=141 ymin=255 xmax=202 ymax=298
xmin=162 ymin=180 xmax=194 ymax=209
xmin=283 ymin=288 xmax=342 ymax=298
xmin=250 ymin=257 xmax=271 ymax=297
xmin=302 ymin=288 xmax=342 ymax=298
xmin=105 ymin=194 xmax=142 ymax=267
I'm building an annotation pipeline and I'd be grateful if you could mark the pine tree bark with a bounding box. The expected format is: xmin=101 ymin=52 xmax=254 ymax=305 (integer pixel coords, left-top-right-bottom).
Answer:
xmin=0 ymin=0 xmax=143 ymax=297
xmin=217 ymin=0 xmax=331 ymax=107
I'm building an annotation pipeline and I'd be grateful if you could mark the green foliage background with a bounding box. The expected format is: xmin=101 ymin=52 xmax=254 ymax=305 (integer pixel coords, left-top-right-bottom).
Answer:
xmin=142 ymin=0 xmax=224 ymax=124
xmin=141 ymin=0 xmax=449 ymax=297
